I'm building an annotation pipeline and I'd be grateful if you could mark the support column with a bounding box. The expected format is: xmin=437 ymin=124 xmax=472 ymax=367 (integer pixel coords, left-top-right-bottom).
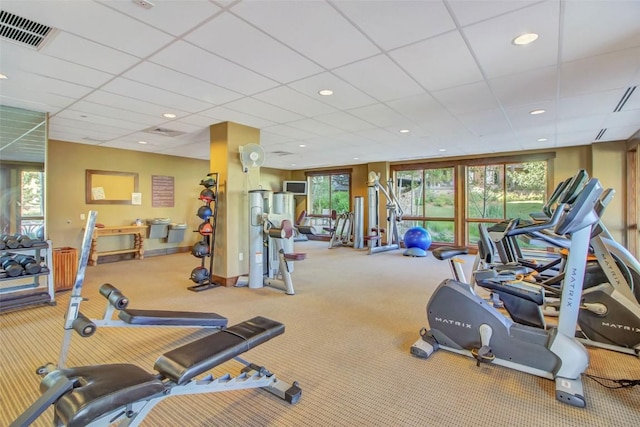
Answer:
xmin=209 ymin=122 xmax=260 ymax=285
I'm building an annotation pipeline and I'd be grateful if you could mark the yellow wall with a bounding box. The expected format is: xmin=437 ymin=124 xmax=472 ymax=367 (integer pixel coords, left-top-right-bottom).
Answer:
xmin=47 ymin=140 xmax=210 ymax=252
xmin=591 ymin=141 xmax=627 ymax=241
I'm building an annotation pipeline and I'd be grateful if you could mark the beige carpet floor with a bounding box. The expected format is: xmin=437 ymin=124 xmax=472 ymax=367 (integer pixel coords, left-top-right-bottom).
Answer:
xmin=1 ymin=240 xmax=639 ymax=426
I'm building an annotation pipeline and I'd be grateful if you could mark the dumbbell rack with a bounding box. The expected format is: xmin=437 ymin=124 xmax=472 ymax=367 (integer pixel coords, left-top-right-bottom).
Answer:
xmin=188 ymin=172 xmax=221 ymax=292
xmin=0 ymin=240 xmax=55 ymax=312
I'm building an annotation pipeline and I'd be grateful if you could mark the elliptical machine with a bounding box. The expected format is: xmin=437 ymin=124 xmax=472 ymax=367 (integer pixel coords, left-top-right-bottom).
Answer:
xmin=410 ymin=178 xmax=605 ymax=408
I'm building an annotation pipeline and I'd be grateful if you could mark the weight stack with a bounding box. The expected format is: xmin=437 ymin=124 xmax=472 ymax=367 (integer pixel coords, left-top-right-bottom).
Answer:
xmin=53 ymin=247 xmax=78 ymax=292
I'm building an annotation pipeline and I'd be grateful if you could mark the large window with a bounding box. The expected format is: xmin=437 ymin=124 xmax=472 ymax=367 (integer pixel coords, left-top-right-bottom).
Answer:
xmin=0 ymin=164 xmax=45 ymax=238
xmin=20 ymin=170 xmax=45 ymax=237
xmin=466 ymin=161 xmax=547 ymax=245
xmin=395 ymin=167 xmax=455 ymax=243
xmin=306 ymin=171 xmax=351 ymax=233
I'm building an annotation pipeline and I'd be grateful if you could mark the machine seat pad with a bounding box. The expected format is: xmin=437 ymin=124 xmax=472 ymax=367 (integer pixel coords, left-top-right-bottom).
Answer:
xmin=154 ymin=316 xmax=284 ymax=385
xmin=46 ymin=364 xmax=163 ymax=427
xmin=432 ymin=246 xmax=469 ymax=260
xmin=284 ymin=253 xmax=306 ymax=261
xmin=118 ymin=309 xmax=228 ymax=327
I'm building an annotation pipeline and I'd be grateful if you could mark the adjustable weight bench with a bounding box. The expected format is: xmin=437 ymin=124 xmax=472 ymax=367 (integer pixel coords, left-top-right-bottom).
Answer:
xmin=96 ymin=283 xmax=228 ymax=327
xmin=11 ymin=316 xmax=301 ymax=427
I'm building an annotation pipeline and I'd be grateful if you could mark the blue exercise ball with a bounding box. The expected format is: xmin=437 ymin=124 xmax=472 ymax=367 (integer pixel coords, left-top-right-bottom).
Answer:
xmin=404 ymin=227 xmax=432 ymax=251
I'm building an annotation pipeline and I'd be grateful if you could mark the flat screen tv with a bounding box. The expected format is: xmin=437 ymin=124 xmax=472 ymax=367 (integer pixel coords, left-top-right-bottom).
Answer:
xmin=283 ymin=180 xmax=307 ymax=195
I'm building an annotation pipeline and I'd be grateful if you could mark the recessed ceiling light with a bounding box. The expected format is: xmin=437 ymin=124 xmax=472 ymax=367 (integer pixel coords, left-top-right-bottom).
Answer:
xmin=291 ymin=163 xmax=296 ymax=166
xmin=0 ymin=73 xmax=7 ymax=79
xmin=529 ymin=109 xmax=546 ymax=115
xmin=537 ymin=138 xmax=548 ymax=142
xmin=353 ymin=157 xmax=359 ymax=160
xmin=138 ymin=141 xmax=148 ymax=145
xmin=163 ymin=113 xmax=176 ymax=118
xmin=438 ymin=148 xmax=447 ymax=152
xmin=299 ymin=144 xmax=306 ymax=148
xmin=513 ymin=33 xmax=539 ymax=45
xmin=399 ymin=129 xmax=410 ymax=133
xmin=318 ymin=89 xmax=333 ymax=96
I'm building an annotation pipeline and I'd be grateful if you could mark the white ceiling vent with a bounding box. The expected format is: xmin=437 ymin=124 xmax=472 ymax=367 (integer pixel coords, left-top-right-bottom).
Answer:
xmin=613 ymin=86 xmax=636 ymax=112
xmin=143 ymin=126 xmax=186 ymax=137
xmin=271 ymin=150 xmax=294 ymax=156
xmin=0 ymin=10 xmax=54 ymax=49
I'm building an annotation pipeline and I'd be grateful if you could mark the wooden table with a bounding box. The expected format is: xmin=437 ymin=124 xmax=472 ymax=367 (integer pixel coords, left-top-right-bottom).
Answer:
xmin=88 ymin=225 xmax=148 ymax=266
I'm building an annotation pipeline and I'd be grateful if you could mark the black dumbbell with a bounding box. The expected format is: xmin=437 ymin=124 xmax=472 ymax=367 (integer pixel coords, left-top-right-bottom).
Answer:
xmin=1 ymin=235 xmax=19 ymax=249
xmin=13 ymin=254 xmax=42 ymax=275
xmin=15 ymin=235 xmax=33 ymax=248
xmin=0 ymin=255 xmax=24 ymax=277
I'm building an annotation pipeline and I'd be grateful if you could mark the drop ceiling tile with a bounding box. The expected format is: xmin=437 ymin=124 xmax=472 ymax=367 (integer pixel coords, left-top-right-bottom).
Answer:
xmin=82 ymin=90 xmax=189 ymax=120
xmin=150 ymin=41 xmax=278 ymax=95
xmin=0 ymin=89 xmax=75 ymax=114
xmin=389 ymin=31 xmax=483 ymax=91
xmin=332 ymin=1 xmax=455 ymax=50
xmin=0 ymin=71 xmax=93 ymax=101
xmin=431 ymin=81 xmax=499 ymax=115
xmin=70 ymin=100 xmax=160 ymax=125
xmin=198 ymin=106 xmax=276 ymax=129
xmin=562 ymin=1 xmax=640 ymax=63
xmin=186 ymin=13 xmax=322 ymax=83
xmin=122 ymin=62 xmax=243 ymax=105
xmin=457 ymin=109 xmax=512 ymax=137
xmin=224 ymin=97 xmax=304 ymax=123
xmin=504 ymin=102 xmax=557 ymax=130
xmin=490 ymin=66 xmax=557 ymax=107
xmin=448 ymin=0 xmax=540 ymax=27
xmin=2 ymin=0 xmax=174 ymax=57
xmin=603 ymin=109 xmax=640 ymax=129
xmin=259 ymin=132 xmax=295 ymax=146
xmin=55 ymin=107 xmax=150 ymax=131
xmin=287 ymin=72 xmax=376 ymax=110
xmin=598 ymin=126 xmax=639 ymax=141
xmin=178 ymin=114 xmax=225 ymax=128
xmin=314 ymin=112 xmax=377 ymax=132
xmin=348 ymin=103 xmax=411 ymax=128
xmin=556 ymin=114 xmax=606 ymax=134
xmin=333 ymin=54 xmax=425 ymax=102
xmin=100 ymin=78 xmax=212 ymax=113
xmin=261 ymin=124 xmax=318 ymax=141
xmin=462 ymin=1 xmax=560 ymax=79
xmin=555 ymin=131 xmax=599 ymax=147
xmin=0 ymin=41 xmax=114 ymax=87
xmin=354 ymin=127 xmax=400 ymax=144
xmin=287 ymin=119 xmax=344 ymax=137
xmin=41 ymin=31 xmax=140 ymax=75
xmin=253 ymin=87 xmax=336 ymax=117
xmin=49 ymin=116 xmax=132 ymax=137
xmin=99 ymin=0 xmax=221 ymax=36
xmin=230 ymin=0 xmax=380 ymax=69
xmin=386 ymin=93 xmax=457 ymax=127
xmin=559 ymin=90 xmax=623 ymax=119
xmin=560 ymin=47 xmax=640 ymax=97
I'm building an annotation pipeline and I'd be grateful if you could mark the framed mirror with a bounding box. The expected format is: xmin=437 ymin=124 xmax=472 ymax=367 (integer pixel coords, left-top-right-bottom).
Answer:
xmin=85 ymin=169 xmax=139 ymax=204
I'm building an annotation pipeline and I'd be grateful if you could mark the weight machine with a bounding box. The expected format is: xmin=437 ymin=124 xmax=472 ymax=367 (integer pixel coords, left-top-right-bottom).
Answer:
xmin=367 ymin=172 xmax=403 ymax=254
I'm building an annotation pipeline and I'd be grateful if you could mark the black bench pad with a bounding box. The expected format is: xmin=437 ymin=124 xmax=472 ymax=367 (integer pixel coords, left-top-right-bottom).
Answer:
xmin=155 ymin=316 xmax=284 ymax=385
xmin=118 ymin=308 xmax=228 ymax=327
xmin=45 ymin=364 xmax=163 ymax=427
xmin=433 ymin=246 xmax=469 ymax=260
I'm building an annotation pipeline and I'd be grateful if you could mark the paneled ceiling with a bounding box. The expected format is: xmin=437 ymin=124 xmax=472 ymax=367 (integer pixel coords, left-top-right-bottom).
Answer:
xmin=0 ymin=0 xmax=638 ymax=169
